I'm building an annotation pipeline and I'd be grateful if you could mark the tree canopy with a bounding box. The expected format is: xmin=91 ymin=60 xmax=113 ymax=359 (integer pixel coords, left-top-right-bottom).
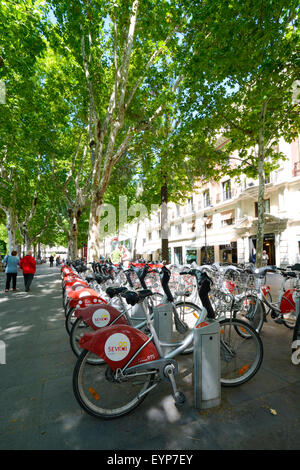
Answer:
xmin=0 ymin=0 xmax=299 ymax=262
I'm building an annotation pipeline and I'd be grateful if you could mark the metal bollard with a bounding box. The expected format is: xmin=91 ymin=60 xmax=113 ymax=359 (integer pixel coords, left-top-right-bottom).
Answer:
xmin=153 ymin=303 xmax=174 ymax=355
xmin=193 ymin=319 xmax=221 ymax=410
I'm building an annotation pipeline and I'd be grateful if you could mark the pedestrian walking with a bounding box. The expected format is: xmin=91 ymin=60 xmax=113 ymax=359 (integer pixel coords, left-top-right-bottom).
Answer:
xmin=49 ymin=255 xmax=54 ymax=267
xmin=262 ymin=250 xmax=269 ymax=266
xmin=2 ymin=250 xmax=19 ymax=292
xmin=110 ymin=245 xmax=123 ymax=264
xmin=19 ymin=251 xmax=36 ymax=292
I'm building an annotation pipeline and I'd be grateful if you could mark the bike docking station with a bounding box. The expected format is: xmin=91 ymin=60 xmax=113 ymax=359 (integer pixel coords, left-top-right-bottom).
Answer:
xmin=193 ymin=317 xmax=221 ymax=410
xmin=153 ymin=302 xmax=174 ymax=355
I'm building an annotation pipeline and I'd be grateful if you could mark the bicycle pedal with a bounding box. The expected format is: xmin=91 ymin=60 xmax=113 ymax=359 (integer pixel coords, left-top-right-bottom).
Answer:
xmin=174 ymin=391 xmax=186 ymax=407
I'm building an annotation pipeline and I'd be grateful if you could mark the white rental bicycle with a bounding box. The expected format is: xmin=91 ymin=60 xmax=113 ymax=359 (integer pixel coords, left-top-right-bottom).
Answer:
xmin=72 ymin=268 xmax=263 ymax=419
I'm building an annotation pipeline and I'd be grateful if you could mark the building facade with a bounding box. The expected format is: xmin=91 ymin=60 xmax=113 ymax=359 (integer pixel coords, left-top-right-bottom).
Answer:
xmin=104 ymin=136 xmax=300 ymax=267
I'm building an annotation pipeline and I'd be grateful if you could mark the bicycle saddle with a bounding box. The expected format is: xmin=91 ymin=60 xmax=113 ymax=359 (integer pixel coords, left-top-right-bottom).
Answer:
xmin=121 ymin=289 xmax=153 ymax=305
xmin=85 ymin=273 xmax=96 ymax=283
xmin=290 ymin=264 xmax=300 ymax=271
xmin=106 ymin=286 xmax=128 ymax=298
xmin=279 ymin=270 xmax=297 ymax=278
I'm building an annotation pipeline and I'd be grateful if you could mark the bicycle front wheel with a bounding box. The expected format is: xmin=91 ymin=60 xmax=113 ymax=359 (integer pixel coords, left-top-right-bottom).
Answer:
xmin=220 ymin=318 xmax=263 ymax=387
xmin=73 ymin=349 xmax=157 ymax=419
xmin=282 ymin=311 xmax=297 ymax=329
xmin=65 ymin=307 xmax=77 ymax=335
xmin=292 ymin=313 xmax=300 ymax=363
xmin=234 ymin=295 xmax=265 ymax=335
xmin=173 ymin=301 xmax=202 ymax=354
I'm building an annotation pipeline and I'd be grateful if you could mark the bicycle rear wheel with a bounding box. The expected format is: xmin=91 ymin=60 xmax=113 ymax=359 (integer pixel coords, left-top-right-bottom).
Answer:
xmin=73 ymin=349 xmax=157 ymax=419
xmin=219 ymin=318 xmax=263 ymax=387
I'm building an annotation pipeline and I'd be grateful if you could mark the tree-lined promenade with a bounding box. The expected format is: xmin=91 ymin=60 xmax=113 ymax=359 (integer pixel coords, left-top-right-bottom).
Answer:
xmin=0 ymin=1 xmax=299 ymax=266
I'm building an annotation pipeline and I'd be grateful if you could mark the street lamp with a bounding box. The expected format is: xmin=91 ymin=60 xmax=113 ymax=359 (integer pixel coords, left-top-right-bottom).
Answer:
xmin=203 ymin=213 xmax=208 ymax=264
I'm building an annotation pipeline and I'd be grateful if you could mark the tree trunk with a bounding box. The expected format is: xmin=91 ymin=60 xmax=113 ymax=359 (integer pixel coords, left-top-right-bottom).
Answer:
xmin=87 ymin=197 xmax=103 ymax=261
xmin=67 ymin=208 xmax=81 ymax=260
xmin=161 ymin=183 xmax=169 ymax=263
xmin=132 ymin=220 xmax=140 ymax=260
xmin=255 ymin=103 xmax=268 ymax=268
xmin=6 ymin=209 xmax=17 ymax=254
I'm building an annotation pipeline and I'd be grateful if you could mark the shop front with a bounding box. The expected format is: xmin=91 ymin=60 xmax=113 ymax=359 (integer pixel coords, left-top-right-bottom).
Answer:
xmin=249 ymin=233 xmax=276 ymax=265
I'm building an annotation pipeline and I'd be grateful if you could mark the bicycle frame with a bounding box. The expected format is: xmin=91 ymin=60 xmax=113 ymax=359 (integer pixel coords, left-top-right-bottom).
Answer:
xmin=256 ymin=275 xmax=298 ymax=316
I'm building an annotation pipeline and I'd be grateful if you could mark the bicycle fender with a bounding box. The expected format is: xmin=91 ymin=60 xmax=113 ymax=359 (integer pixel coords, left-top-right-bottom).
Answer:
xmin=261 ymin=285 xmax=271 ymax=296
xmin=66 ymin=287 xmax=99 ymax=301
xmin=75 ymin=304 xmax=128 ymax=330
xmin=65 ymin=282 xmax=90 ymax=291
xmin=280 ymin=289 xmax=296 ymax=313
xmin=79 ymin=324 xmax=160 ymax=370
xmin=69 ymin=295 xmax=107 ymax=309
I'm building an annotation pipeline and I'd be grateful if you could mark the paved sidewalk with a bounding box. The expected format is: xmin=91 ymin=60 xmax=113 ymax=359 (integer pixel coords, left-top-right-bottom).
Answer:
xmin=0 ymin=265 xmax=299 ymax=451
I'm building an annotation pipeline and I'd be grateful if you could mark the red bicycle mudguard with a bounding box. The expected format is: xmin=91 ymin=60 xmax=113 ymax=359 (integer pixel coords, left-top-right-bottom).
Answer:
xmin=74 ymin=304 xmax=128 ymax=330
xmin=69 ymin=295 xmax=107 ymax=309
xmin=261 ymin=285 xmax=271 ymax=296
xmin=79 ymin=324 xmax=160 ymax=370
xmin=65 ymin=280 xmax=89 ymax=290
xmin=280 ymin=289 xmax=297 ymax=313
xmin=62 ymin=267 xmax=74 ymax=276
xmin=66 ymin=287 xmax=99 ymax=301
xmin=225 ymin=280 xmax=236 ymax=294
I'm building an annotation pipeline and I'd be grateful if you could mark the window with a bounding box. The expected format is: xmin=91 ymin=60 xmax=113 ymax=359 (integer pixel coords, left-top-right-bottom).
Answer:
xmin=222 ymin=180 xmax=231 ymax=200
xmin=221 ymin=218 xmax=234 ymax=226
xmin=255 ymin=199 xmax=270 ymax=217
xmin=175 ymin=224 xmax=182 ymax=235
xmin=221 ymin=210 xmax=235 ymax=227
xmin=203 ymin=190 xmax=210 ymax=208
xmin=187 ymin=197 xmax=194 ymax=211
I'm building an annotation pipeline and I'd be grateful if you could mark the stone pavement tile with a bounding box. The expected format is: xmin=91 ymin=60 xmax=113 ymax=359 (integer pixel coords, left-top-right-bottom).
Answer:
xmin=221 ymin=368 xmax=287 ymax=406
xmin=0 ymin=379 xmax=42 ymax=441
xmin=196 ymin=380 xmax=300 ymax=450
xmin=0 ymin=428 xmax=43 ymax=451
xmin=35 ymin=327 xmax=72 ymax=355
xmin=39 ymin=374 xmax=82 ymax=427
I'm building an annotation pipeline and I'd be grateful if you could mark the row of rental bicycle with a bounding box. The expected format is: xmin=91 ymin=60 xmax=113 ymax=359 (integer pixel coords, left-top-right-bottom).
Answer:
xmin=60 ymin=259 xmax=300 ymax=419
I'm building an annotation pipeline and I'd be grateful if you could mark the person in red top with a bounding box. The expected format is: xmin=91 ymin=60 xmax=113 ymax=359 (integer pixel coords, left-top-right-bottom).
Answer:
xmin=19 ymin=250 xmax=36 ymax=292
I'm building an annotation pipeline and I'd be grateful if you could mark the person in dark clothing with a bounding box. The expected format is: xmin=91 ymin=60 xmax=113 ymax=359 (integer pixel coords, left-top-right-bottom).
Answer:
xmin=49 ymin=255 xmax=54 ymax=267
xmin=2 ymin=250 xmax=19 ymax=292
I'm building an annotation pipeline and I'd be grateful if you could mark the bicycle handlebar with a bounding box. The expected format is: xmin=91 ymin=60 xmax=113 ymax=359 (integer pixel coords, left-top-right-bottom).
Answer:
xmin=179 ymin=269 xmax=215 ymax=318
